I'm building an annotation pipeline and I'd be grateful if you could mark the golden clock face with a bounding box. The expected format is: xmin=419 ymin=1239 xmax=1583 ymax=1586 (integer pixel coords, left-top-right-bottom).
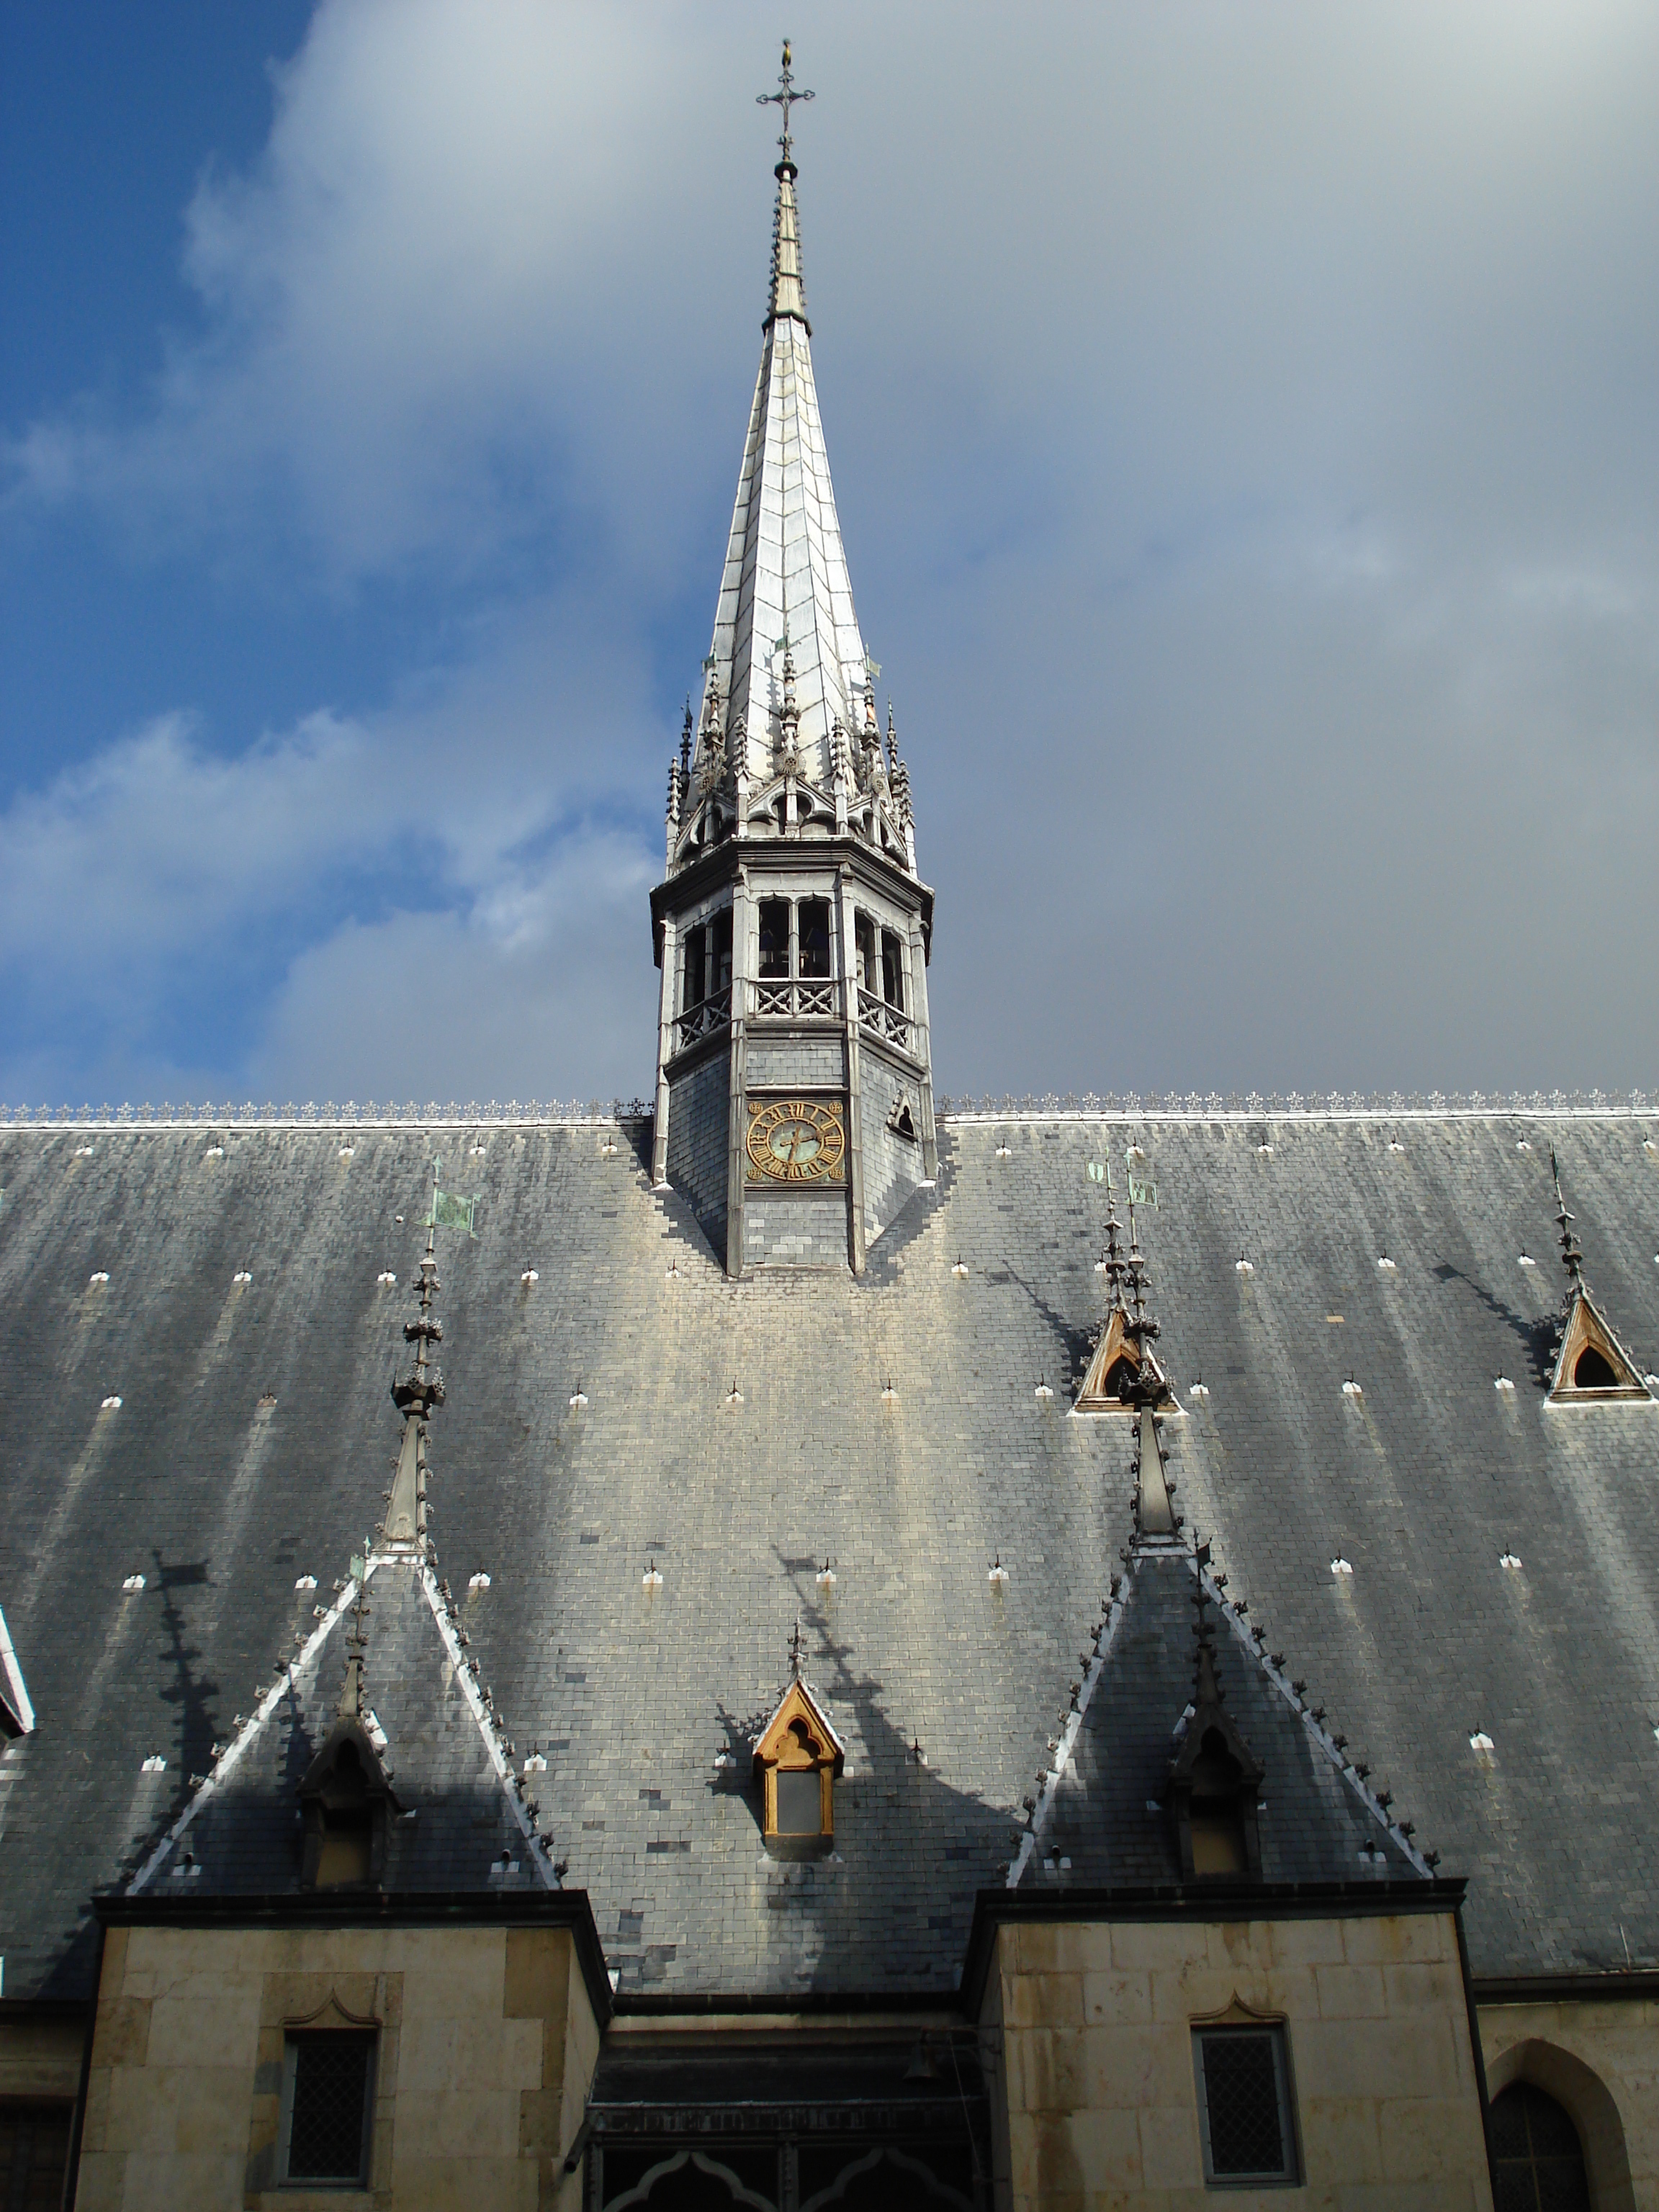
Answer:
xmin=747 ymin=1098 xmax=846 ymax=1183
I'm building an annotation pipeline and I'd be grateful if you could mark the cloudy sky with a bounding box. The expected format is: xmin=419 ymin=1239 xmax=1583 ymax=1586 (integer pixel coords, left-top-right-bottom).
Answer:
xmin=2 ymin=1 xmax=1655 ymax=1107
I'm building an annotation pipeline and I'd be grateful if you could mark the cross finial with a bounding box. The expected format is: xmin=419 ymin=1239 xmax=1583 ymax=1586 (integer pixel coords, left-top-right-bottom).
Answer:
xmin=757 ymin=40 xmax=814 ymax=168
xmin=788 ymin=1615 xmax=804 ymax=1678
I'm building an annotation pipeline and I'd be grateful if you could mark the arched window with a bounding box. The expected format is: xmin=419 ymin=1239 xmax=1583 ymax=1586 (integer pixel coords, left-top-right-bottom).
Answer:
xmin=752 ymin=1678 xmax=845 ymax=1850
xmin=1490 ymin=2083 xmax=1591 ymax=2212
xmin=1573 ymin=1345 xmax=1618 ymax=1390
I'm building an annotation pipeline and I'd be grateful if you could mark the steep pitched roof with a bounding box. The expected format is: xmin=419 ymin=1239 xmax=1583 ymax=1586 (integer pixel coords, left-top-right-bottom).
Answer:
xmin=1013 ymin=1534 xmax=1426 ymax=1889
xmin=127 ymin=1551 xmax=549 ymax=1896
xmin=125 ymin=1208 xmax=552 ymax=1899
xmin=3 ymin=1109 xmax=1658 ymax=1999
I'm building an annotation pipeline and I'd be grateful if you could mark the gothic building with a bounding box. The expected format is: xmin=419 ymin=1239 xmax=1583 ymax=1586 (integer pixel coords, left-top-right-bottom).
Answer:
xmin=1 ymin=50 xmax=1657 ymax=2212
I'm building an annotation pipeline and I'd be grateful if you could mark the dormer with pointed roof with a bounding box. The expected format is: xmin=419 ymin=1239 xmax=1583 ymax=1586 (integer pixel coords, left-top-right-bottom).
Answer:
xmin=752 ymin=1621 xmax=847 ymax=1854
xmin=649 ymin=48 xmax=938 ymax=1277
xmin=1544 ymin=1148 xmax=1654 ymax=1403
xmin=122 ymin=1178 xmax=554 ymax=1900
xmin=1075 ymin=1200 xmax=1177 ymax=1413
xmin=297 ymin=1588 xmax=400 ymax=1889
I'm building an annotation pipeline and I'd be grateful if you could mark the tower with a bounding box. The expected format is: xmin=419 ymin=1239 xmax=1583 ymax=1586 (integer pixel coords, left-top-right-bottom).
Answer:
xmin=649 ymin=46 xmax=937 ymax=1276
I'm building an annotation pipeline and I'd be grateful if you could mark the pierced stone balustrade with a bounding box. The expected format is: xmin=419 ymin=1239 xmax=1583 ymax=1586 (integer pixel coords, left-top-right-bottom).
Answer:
xmin=858 ymin=988 xmax=914 ymax=1048
xmin=673 ymin=989 xmax=731 ymax=1052
xmin=752 ymin=979 xmax=840 ymax=1020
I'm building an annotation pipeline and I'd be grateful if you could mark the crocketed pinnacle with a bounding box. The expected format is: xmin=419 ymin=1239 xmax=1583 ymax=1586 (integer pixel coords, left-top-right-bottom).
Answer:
xmin=696 ymin=54 xmax=869 ymax=796
xmin=383 ymin=1183 xmax=445 ymax=1553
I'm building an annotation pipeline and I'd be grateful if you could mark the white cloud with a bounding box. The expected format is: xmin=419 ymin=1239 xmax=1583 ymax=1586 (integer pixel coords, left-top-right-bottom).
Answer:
xmin=4 ymin=0 xmax=1658 ymax=1098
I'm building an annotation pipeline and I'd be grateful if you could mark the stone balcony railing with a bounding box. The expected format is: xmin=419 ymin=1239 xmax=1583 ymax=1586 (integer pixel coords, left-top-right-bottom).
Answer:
xmin=672 ymin=988 xmax=732 ymax=1054
xmin=857 ymin=988 xmax=914 ymax=1050
xmin=751 ymin=978 xmax=840 ymax=1020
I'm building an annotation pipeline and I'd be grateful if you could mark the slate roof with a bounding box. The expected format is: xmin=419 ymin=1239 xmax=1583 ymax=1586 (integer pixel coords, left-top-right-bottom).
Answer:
xmin=1025 ymin=1540 xmax=1422 ymax=1889
xmin=126 ymin=1551 xmax=547 ymax=1899
xmin=1 ymin=1107 xmax=1657 ymax=2001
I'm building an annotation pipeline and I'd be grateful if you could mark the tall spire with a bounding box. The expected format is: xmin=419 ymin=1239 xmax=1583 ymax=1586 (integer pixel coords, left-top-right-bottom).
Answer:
xmin=695 ymin=47 xmax=874 ymax=801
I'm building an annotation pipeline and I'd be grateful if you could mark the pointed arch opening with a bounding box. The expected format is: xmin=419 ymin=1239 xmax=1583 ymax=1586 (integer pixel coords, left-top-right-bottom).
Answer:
xmin=1547 ymin=1293 xmax=1653 ymax=1403
xmin=1484 ymin=2037 xmax=1635 ymax=2212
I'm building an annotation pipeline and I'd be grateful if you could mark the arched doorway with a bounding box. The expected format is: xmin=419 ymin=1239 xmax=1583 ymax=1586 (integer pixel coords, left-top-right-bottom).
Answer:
xmin=1491 ymin=2082 xmax=1590 ymax=2212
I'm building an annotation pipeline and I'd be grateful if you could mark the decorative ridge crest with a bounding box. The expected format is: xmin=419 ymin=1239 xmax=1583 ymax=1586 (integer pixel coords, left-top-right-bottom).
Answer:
xmin=7 ymin=1087 xmax=1651 ymax=1131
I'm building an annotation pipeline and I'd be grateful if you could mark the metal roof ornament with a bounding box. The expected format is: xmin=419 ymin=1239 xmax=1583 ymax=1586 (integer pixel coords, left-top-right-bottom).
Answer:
xmin=339 ymin=1584 xmax=372 ymax=1722
xmin=757 ymin=40 xmax=814 ymax=176
xmin=1550 ymin=1145 xmax=1587 ymax=1292
xmin=383 ymin=1168 xmax=449 ymax=1555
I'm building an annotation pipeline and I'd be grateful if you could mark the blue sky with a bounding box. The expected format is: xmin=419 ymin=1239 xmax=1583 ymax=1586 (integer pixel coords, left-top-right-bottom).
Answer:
xmin=2 ymin=1 xmax=1655 ymax=1107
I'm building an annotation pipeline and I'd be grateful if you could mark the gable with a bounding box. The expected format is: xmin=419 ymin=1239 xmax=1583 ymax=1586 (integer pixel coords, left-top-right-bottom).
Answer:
xmin=1547 ymin=1292 xmax=1654 ymax=1403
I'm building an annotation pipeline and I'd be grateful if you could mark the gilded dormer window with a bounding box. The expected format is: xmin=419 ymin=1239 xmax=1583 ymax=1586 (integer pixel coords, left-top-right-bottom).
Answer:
xmin=753 ymin=1678 xmax=845 ymax=1850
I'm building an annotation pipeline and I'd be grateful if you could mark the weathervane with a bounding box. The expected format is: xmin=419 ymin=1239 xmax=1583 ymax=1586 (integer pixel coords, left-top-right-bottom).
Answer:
xmin=757 ymin=40 xmax=814 ymax=166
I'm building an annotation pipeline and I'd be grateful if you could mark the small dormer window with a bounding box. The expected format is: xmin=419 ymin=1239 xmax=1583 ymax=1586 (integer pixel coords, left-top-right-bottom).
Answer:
xmin=299 ymin=1718 xmax=397 ymax=1890
xmin=1168 ymin=1635 xmax=1264 ymax=1882
xmin=1547 ymin=1289 xmax=1651 ymax=1402
xmin=316 ymin=1741 xmax=373 ymax=1888
xmin=1187 ymin=1731 xmax=1249 ymax=1876
xmin=753 ymin=1676 xmax=846 ymax=1853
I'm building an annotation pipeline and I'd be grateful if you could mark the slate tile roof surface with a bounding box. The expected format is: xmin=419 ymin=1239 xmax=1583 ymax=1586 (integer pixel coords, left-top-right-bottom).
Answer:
xmin=137 ymin=1557 xmax=539 ymax=1897
xmin=1033 ymin=1547 xmax=1421 ymax=1888
xmin=1 ymin=1111 xmax=1656 ymax=2000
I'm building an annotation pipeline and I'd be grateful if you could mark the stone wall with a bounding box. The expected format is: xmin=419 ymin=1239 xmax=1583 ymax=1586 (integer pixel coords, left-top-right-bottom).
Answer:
xmin=1479 ymin=1996 xmax=1657 ymax=2212
xmin=76 ymin=1921 xmax=599 ymax=2212
xmin=664 ymin=1048 xmax=730 ymax=1259
xmin=981 ymin=1909 xmax=1491 ymax=2211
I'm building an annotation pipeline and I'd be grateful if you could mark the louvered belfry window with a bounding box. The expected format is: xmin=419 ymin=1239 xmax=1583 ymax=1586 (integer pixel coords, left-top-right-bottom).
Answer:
xmin=282 ymin=2031 xmax=376 ymax=2186
xmin=1194 ymin=2027 xmax=1298 ymax=2185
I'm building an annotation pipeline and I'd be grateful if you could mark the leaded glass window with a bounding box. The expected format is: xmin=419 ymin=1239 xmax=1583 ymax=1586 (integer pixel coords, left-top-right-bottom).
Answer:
xmin=1194 ymin=2027 xmax=1298 ymax=2185
xmin=282 ymin=2031 xmax=376 ymax=2188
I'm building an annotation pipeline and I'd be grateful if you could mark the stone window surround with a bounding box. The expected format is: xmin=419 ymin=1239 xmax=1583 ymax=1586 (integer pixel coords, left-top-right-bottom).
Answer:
xmin=1190 ymin=2000 xmax=1301 ymax=2190
xmin=248 ymin=1974 xmax=401 ymax=2208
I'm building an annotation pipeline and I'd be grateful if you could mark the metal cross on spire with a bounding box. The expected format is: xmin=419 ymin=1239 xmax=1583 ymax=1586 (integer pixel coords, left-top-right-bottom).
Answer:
xmin=757 ymin=39 xmax=814 ymax=165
